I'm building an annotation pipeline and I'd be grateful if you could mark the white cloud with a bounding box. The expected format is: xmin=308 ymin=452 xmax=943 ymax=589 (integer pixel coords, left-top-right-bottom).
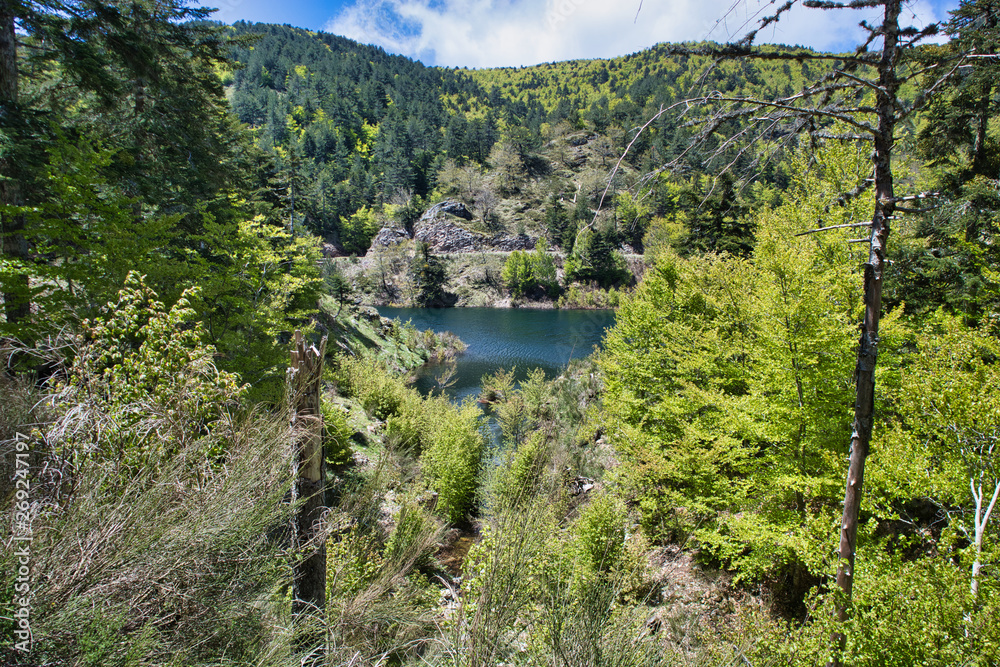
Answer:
xmin=325 ymin=0 xmax=956 ymax=68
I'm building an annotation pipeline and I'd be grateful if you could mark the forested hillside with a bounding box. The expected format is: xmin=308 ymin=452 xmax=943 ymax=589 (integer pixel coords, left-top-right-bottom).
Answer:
xmin=224 ymin=23 xmax=823 ymax=262
xmin=3 ymin=1 xmax=1000 ymax=665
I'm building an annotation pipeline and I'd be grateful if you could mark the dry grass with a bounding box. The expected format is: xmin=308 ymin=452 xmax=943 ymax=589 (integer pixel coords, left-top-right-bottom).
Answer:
xmin=8 ymin=409 xmax=300 ymax=666
xmin=0 ymin=341 xmax=309 ymax=666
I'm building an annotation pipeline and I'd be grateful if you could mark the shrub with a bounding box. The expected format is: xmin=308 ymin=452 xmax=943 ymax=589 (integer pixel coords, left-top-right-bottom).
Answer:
xmin=331 ymin=354 xmax=409 ymax=421
xmin=502 ymin=240 xmax=559 ymax=298
xmin=420 ymin=398 xmax=485 ymax=523
xmin=489 ymin=430 xmax=549 ymax=511
xmin=572 ymin=493 xmax=627 ymax=575
xmin=323 ymin=458 xmax=441 ymax=665
xmin=64 ymin=273 xmax=246 ymax=470
xmin=454 ymin=496 xmax=555 ymax=665
xmin=322 ymin=399 xmax=354 ymax=466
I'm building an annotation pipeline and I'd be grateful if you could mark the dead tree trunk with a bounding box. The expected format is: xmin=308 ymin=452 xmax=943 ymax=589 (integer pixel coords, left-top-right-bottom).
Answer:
xmin=830 ymin=3 xmax=900 ymax=663
xmin=289 ymin=330 xmax=328 ymax=650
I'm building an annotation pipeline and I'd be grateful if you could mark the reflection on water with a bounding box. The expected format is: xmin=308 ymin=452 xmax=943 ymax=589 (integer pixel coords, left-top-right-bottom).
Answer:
xmin=377 ymin=306 xmax=616 ymax=402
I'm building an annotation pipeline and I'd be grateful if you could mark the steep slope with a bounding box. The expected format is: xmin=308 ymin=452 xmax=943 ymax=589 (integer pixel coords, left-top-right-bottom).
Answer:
xmin=224 ymin=24 xmax=833 ymax=258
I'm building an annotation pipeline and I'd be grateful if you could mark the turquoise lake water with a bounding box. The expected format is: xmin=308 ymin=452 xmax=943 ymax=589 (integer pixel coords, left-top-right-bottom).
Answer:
xmin=377 ymin=306 xmax=616 ymax=402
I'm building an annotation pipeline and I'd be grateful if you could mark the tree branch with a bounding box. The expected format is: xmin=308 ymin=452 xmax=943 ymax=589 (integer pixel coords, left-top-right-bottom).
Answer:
xmin=795 ymin=222 xmax=871 ymax=236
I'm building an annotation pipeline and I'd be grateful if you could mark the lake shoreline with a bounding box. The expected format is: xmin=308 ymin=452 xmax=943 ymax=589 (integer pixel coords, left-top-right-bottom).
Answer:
xmin=376 ymin=306 xmax=616 ymax=402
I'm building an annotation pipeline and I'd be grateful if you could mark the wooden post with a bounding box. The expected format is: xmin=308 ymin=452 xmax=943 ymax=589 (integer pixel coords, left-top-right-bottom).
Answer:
xmin=289 ymin=330 xmax=328 ymax=649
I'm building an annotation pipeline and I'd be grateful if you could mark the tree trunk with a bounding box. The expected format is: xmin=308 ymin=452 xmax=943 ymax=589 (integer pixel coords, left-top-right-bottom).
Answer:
xmin=0 ymin=1 xmax=29 ymax=329
xmin=970 ymin=477 xmax=1000 ymax=600
xmin=830 ymin=2 xmax=900 ymax=664
xmin=289 ymin=330 xmax=328 ymax=655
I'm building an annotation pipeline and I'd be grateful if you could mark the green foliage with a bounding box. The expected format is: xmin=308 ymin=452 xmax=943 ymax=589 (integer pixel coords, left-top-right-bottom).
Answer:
xmin=384 ymin=499 xmax=442 ymax=569
xmin=322 ymin=461 xmax=442 ymax=665
xmin=615 ymin=190 xmax=652 ymax=249
xmin=456 ymin=494 xmax=555 ymax=664
xmin=545 ymin=194 xmax=574 ymax=251
xmin=69 ymin=273 xmax=246 ymax=468
xmin=572 ymin=493 xmax=629 ymax=575
xmin=870 ymin=310 xmax=1000 ymax=602
xmin=411 ymin=242 xmax=449 ymax=306
xmin=340 ymin=205 xmax=382 ymax=255
xmin=556 ymin=282 xmax=623 ymax=309
xmin=501 ymin=250 xmax=534 ymax=297
xmin=193 ymin=215 xmax=323 ymax=399
xmin=565 ymin=225 xmax=631 ymax=288
xmin=479 ymin=366 xmax=516 ymax=404
xmin=490 ymin=431 xmax=549 ymax=510
xmin=600 ymin=145 xmax=873 ymax=586
xmin=332 ymin=352 xmax=485 ymax=523
xmin=322 ymin=399 xmax=354 ymax=466
xmin=744 ymin=548 xmax=1000 ymax=666
xmin=322 ymin=261 xmax=352 ymax=315
xmin=332 ymin=354 xmax=413 ymax=420
xmin=501 ymin=239 xmax=560 ymax=298
xmin=420 ymin=398 xmax=486 ymax=523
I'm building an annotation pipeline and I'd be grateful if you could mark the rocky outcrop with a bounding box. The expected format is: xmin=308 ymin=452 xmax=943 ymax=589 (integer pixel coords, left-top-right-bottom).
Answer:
xmin=421 ymin=199 xmax=473 ymax=222
xmin=414 ymin=214 xmax=484 ymax=252
xmin=368 ymin=199 xmax=536 ymax=254
xmin=488 ymin=233 xmax=535 ymax=251
xmin=371 ymin=225 xmax=410 ymax=248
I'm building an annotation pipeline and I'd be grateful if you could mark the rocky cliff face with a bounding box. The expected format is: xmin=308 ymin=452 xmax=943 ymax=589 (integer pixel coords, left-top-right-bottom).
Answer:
xmin=369 ymin=199 xmax=536 ymax=254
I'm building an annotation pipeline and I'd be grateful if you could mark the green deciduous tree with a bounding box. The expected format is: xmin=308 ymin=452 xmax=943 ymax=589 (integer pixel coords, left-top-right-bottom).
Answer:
xmin=339 ymin=205 xmax=381 ymax=256
xmin=885 ymin=312 xmax=1000 ymax=602
xmin=601 ymin=145 xmax=874 ymax=592
xmin=502 ymin=239 xmax=558 ymax=298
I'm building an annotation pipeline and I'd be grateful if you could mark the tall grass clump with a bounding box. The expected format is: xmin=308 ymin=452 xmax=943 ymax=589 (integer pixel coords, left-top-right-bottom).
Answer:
xmin=1 ymin=275 xmax=305 ymax=667
xmin=323 ymin=457 xmax=445 ymax=665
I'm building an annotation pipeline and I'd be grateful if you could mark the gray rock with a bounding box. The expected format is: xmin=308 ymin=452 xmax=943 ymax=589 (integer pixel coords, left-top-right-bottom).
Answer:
xmin=368 ymin=199 xmax=535 ymax=255
xmin=414 ymin=215 xmax=484 ymax=252
xmin=489 ymin=233 xmax=535 ymax=252
xmin=371 ymin=225 xmax=410 ymax=248
xmin=421 ymin=199 xmax=473 ymax=222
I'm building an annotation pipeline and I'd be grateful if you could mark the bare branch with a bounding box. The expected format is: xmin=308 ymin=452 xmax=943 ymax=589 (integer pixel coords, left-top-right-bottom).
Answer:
xmin=585 ymin=102 xmax=682 ymax=234
xmin=795 ymin=222 xmax=871 ymax=236
xmin=685 ymin=94 xmax=877 ymax=134
xmin=665 ymin=42 xmax=877 ymax=66
xmin=899 ymin=56 xmax=971 ymax=122
xmin=812 ymin=132 xmax=869 ymax=140
xmin=894 ymin=204 xmax=940 ymax=214
xmin=889 ymin=192 xmax=940 ymax=202
xmin=831 ymin=68 xmax=885 ymax=96
xmin=804 ymin=0 xmax=885 ymax=9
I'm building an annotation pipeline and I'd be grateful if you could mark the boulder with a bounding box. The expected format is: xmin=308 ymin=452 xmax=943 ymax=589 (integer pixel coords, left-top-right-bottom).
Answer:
xmin=489 ymin=233 xmax=535 ymax=252
xmin=371 ymin=225 xmax=410 ymax=248
xmin=421 ymin=199 xmax=473 ymax=222
xmin=414 ymin=215 xmax=484 ymax=252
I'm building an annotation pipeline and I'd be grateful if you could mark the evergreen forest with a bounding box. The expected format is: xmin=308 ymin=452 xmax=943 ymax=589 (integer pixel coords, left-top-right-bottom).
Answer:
xmin=2 ymin=0 xmax=1000 ymax=665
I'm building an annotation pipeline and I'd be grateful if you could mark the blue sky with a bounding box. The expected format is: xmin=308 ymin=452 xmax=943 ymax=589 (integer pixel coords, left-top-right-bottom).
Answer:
xmin=196 ymin=0 xmax=962 ymax=68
